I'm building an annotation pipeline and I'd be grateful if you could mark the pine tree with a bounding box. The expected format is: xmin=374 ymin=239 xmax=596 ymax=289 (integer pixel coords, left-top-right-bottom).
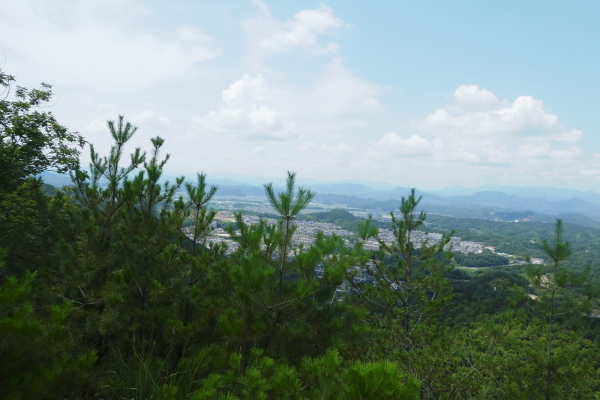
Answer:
xmin=526 ymin=219 xmax=600 ymax=399
xmin=354 ymin=189 xmax=457 ymax=398
xmin=0 ymin=253 xmax=96 ymax=400
xmin=65 ymin=116 xmax=227 ymax=370
xmin=223 ymin=172 xmax=357 ymax=361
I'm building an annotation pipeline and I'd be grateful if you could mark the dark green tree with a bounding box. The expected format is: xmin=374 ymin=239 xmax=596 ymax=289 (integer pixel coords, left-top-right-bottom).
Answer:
xmin=0 ymin=69 xmax=84 ymax=193
xmin=355 ymin=189 xmax=463 ymax=398
xmin=223 ymin=172 xmax=358 ymax=361
xmin=0 ymin=68 xmax=85 ymax=277
xmin=526 ymin=219 xmax=600 ymax=399
xmin=65 ymin=116 xmax=227 ymax=373
xmin=0 ymin=252 xmax=96 ymax=400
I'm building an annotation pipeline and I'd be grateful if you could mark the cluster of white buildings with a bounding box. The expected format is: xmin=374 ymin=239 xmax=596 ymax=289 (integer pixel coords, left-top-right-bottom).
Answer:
xmin=207 ymin=196 xmax=325 ymax=216
xmin=192 ymin=214 xmax=498 ymax=259
xmin=292 ymin=220 xmax=353 ymax=246
xmin=208 ymin=196 xmax=277 ymax=215
xmin=187 ymin=200 xmax=516 ymax=261
xmin=360 ymin=230 xmax=484 ymax=254
xmin=452 ymin=240 xmax=485 ymax=254
xmin=190 ymin=214 xmax=354 ymax=255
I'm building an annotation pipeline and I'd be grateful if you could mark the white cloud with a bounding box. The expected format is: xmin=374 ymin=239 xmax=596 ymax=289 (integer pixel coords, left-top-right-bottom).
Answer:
xmin=550 ymin=146 xmax=581 ymax=161
xmin=420 ymin=94 xmax=560 ymax=136
xmin=243 ymin=145 xmax=266 ymax=154
xmin=131 ymin=111 xmax=170 ymax=126
xmin=579 ymin=154 xmax=600 ymax=177
xmin=478 ymin=141 xmax=511 ymax=164
xmin=198 ymin=108 xmax=298 ymax=141
xmin=453 ymin=84 xmax=499 ymax=109
xmin=11 ymin=2 xmax=595 ymax=189
xmin=517 ymin=141 xmax=552 ymax=159
xmin=277 ymin=58 xmax=382 ymax=121
xmin=552 ymin=128 xmax=582 ymax=142
xmin=0 ymin=1 xmax=220 ymax=91
xmin=297 ymin=141 xmax=354 ymax=167
xmin=195 ymin=64 xmax=380 ymax=142
xmin=259 ymin=5 xmax=342 ymax=52
xmin=195 ymin=73 xmax=298 ymax=141
xmin=248 ymin=105 xmax=280 ymax=126
xmin=411 ymin=85 xmax=584 ymax=169
xmin=363 ymin=133 xmax=435 ymax=168
xmin=375 ymin=133 xmax=433 ymax=157
xmin=358 ymin=85 xmax=591 ymax=187
xmin=299 ymin=141 xmax=353 ymax=153
xmin=84 ymin=119 xmax=108 ymax=134
xmin=580 ymin=168 xmax=600 ymax=177
xmin=251 ymin=0 xmax=270 ymax=15
xmin=222 ymin=73 xmax=266 ymax=105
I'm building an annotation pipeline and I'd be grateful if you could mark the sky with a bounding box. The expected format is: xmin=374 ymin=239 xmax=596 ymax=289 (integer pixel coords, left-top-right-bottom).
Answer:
xmin=1 ymin=0 xmax=600 ymax=190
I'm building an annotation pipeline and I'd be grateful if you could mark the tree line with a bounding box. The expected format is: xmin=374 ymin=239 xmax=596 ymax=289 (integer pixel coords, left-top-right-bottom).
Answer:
xmin=453 ymin=251 xmax=510 ymax=268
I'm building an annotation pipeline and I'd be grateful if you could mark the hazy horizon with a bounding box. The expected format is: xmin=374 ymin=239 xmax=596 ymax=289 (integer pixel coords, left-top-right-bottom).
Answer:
xmin=40 ymin=171 xmax=600 ymax=197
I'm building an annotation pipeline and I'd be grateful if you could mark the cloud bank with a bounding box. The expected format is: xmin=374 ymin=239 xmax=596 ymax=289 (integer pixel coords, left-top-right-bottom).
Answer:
xmin=362 ymin=85 xmax=591 ymax=187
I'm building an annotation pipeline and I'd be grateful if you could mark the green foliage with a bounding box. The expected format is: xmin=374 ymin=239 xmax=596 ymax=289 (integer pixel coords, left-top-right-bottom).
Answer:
xmin=353 ymin=189 xmax=459 ymax=398
xmin=297 ymin=208 xmax=366 ymax=233
xmin=225 ymin=172 xmax=360 ymax=361
xmin=357 ymin=190 xmax=454 ymax=331
xmin=453 ymin=250 xmax=509 ymax=267
xmin=301 ymin=349 xmax=420 ymax=400
xmin=63 ymin=116 xmax=229 ymax=371
xmin=426 ymin=213 xmax=600 ymax=276
xmin=106 ymin=346 xmax=420 ymax=400
xmin=0 ymin=69 xmax=84 ymax=192
xmin=462 ymin=312 xmax=600 ymax=399
xmin=0 ymin=258 xmax=96 ymax=400
xmin=447 ymin=270 xmax=529 ymax=324
xmin=523 ymin=219 xmax=600 ymax=400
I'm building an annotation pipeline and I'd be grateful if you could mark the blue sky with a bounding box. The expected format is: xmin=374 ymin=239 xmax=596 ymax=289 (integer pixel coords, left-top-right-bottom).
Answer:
xmin=1 ymin=0 xmax=599 ymax=190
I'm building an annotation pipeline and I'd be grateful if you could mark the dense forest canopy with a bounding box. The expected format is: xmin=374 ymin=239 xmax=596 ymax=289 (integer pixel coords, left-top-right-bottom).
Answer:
xmin=426 ymin=213 xmax=600 ymax=275
xmin=2 ymin=70 xmax=600 ymax=399
xmin=453 ymin=250 xmax=510 ymax=268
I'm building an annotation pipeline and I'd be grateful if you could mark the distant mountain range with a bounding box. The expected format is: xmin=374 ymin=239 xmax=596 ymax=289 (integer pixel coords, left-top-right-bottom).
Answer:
xmin=423 ymin=191 xmax=600 ymax=216
xmin=38 ymin=171 xmax=600 ymax=228
xmin=428 ymin=185 xmax=600 ymax=204
xmin=303 ymin=182 xmax=600 ymax=206
xmin=215 ymin=182 xmax=600 ymax=227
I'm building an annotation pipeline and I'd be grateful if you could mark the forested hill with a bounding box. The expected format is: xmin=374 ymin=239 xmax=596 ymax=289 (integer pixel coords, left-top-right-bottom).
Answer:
xmin=297 ymin=209 xmax=600 ymax=273
xmin=297 ymin=208 xmax=411 ymax=232
xmin=299 ymin=208 xmax=358 ymax=223
xmin=297 ymin=209 xmax=363 ymax=231
xmin=312 ymin=192 xmax=600 ymax=230
xmin=426 ymin=214 xmax=600 ymax=272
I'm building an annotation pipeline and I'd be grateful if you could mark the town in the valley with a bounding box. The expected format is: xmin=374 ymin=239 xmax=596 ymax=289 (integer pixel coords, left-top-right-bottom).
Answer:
xmin=185 ymin=194 xmax=542 ymax=264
